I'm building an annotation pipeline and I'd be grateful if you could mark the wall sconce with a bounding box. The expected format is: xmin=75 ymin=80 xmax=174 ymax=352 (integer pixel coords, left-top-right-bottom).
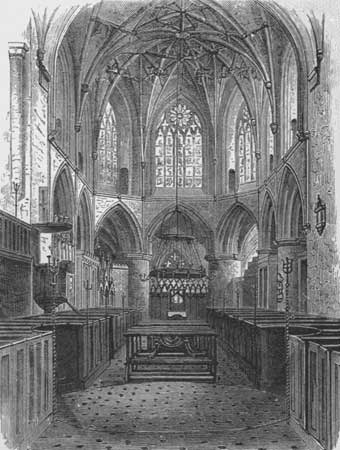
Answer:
xmin=314 ymin=195 xmax=326 ymax=235
xmin=277 ymin=272 xmax=284 ymax=303
xmin=12 ymin=181 xmax=20 ymax=218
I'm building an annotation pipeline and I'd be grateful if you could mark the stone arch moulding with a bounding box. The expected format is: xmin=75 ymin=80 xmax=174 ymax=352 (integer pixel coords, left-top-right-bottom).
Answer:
xmin=260 ymin=190 xmax=277 ymax=249
xmin=145 ymin=202 xmax=215 ymax=256
xmin=216 ymin=202 xmax=258 ymax=255
xmin=51 ymin=163 xmax=75 ymax=222
xmin=95 ymin=202 xmax=143 ymax=255
xmin=77 ymin=187 xmax=93 ymax=252
xmin=222 ymin=87 xmax=245 ymax=194
xmin=45 ymin=6 xmax=81 ymax=130
xmin=277 ymin=164 xmax=305 ymax=239
xmin=257 ymin=0 xmax=313 ymax=133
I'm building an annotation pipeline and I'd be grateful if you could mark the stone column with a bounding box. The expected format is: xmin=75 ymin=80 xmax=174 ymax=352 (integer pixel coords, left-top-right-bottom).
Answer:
xmin=276 ymin=239 xmax=306 ymax=312
xmin=8 ymin=42 xmax=29 ymax=198
xmin=205 ymin=254 xmax=241 ymax=308
xmin=257 ymin=248 xmax=278 ymax=310
xmin=124 ymin=253 xmax=151 ymax=320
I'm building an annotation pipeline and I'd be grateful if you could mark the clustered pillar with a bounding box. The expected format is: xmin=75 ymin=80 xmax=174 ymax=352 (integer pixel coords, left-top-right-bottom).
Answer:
xmin=206 ymin=255 xmax=241 ymax=308
xmin=8 ymin=42 xmax=29 ymax=209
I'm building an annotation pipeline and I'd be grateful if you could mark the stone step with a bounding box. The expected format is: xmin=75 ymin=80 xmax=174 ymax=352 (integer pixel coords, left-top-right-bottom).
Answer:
xmin=128 ymin=372 xmax=215 ymax=382
xmin=130 ymin=355 xmax=211 ymax=364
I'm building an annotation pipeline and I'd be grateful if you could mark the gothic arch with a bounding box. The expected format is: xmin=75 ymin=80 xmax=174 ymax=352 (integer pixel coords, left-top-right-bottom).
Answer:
xmin=95 ymin=203 xmax=142 ymax=256
xmin=54 ymin=40 xmax=76 ymax=158
xmin=217 ymin=202 xmax=258 ymax=255
xmin=52 ymin=164 xmax=75 ymax=222
xmin=257 ymin=1 xmax=314 ymax=133
xmin=277 ymin=165 xmax=304 ymax=239
xmin=77 ymin=188 xmax=92 ymax=252
xmin=146 ymin=202 xmax=214 ymax=255
xmin=260 ymin=190 xmax=277 ymax=249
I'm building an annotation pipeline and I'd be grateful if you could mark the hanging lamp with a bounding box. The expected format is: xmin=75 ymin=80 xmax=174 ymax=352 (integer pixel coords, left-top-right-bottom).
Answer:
xmin=139 ymin=15 xmax=210 ymax=295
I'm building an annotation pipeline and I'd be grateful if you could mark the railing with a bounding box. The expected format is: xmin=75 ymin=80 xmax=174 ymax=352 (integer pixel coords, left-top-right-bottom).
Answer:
xmin=0 ymin=210 xmax=32 ymax=257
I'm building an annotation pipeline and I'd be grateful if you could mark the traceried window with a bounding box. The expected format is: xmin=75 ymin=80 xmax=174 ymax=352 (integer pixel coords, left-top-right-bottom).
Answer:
xmin=236 ymin=105 xmax=256 ymax=184
xmin=98 ymin=103 xmax=118 ymax=187
xmin=155 ymin=104 xmax=202 ymax=189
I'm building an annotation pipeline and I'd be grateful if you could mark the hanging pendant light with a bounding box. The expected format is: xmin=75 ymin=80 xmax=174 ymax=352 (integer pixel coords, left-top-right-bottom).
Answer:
xmin=138 ymin=16 xmax=211 ymax=296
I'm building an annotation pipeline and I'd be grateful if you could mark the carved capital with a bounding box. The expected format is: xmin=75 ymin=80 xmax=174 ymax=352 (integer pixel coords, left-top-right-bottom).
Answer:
xmin=302 ymin=223 xmax=311 ymax=235
xmin=8 ymin=42 xmax=29 ymax=58
xmin=296 ymin=130 xmax=310 ymax=142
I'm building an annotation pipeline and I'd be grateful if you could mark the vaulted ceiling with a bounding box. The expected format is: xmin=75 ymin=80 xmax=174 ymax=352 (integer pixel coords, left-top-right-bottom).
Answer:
xmin=61 ymin=0 xmax=294 ymax=133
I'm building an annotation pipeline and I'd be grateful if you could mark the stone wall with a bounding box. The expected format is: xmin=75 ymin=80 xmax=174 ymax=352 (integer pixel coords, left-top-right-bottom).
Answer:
xmin=2 ymin=4 xmax=340 ymax=320
xmin=306 ymin=36 xmax=340 ymax=316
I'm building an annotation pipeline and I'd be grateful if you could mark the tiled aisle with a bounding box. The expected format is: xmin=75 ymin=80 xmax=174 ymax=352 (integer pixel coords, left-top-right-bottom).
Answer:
xmin=31 ymin=345 xmax=308 ymax=450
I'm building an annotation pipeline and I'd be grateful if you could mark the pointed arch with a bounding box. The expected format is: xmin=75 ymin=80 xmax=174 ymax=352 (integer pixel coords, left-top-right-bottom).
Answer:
xmin=95 ymin=203 xmax=142 ymax=256
xmin=217 ymin=202 xmax=258 ymax=255
xmin=77 ymin=188 xmax=92 ymax=252
xmin=277 ymin=165 xmax=304 ymax=239
xmin=52 ymin=164 xmax=75 ymax=222
xmin=146 ymin=202 xmax=214 ymax=255
xmin=260 ymin=190 xmax=277 ymax=249
xmin=54 ymin=40 xmax=76 ymax=158
xmin=239 ymin=224 xmax=258 ymax=273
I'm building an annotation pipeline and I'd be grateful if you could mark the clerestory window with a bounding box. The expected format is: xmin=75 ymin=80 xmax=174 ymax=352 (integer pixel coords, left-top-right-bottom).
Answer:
xmin=98 ymin=103 xmax=118 ymax=187
xmin=236 ymin=105 xmax=256 ymax=184
xmin=155 ymin=104 xmax=203 ymax=189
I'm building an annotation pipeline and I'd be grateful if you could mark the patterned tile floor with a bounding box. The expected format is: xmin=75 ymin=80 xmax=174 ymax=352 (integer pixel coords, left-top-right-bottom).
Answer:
xmin=30 ymin=344 xmax=308 ymax=450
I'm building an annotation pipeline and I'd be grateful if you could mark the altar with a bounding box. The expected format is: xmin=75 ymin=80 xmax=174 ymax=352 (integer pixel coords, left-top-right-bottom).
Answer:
xmin=124 ymin=321 xmax=217 ymax=382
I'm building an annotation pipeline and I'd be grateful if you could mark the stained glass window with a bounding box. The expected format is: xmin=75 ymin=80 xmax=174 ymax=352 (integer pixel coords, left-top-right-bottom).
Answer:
xmin=155 ymin=104 xmax=202 ymax=188
xmin=236 ymin=105 xmax=256 ymax=184
xmin=98 ymin=103 xmax=118 ymax=186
